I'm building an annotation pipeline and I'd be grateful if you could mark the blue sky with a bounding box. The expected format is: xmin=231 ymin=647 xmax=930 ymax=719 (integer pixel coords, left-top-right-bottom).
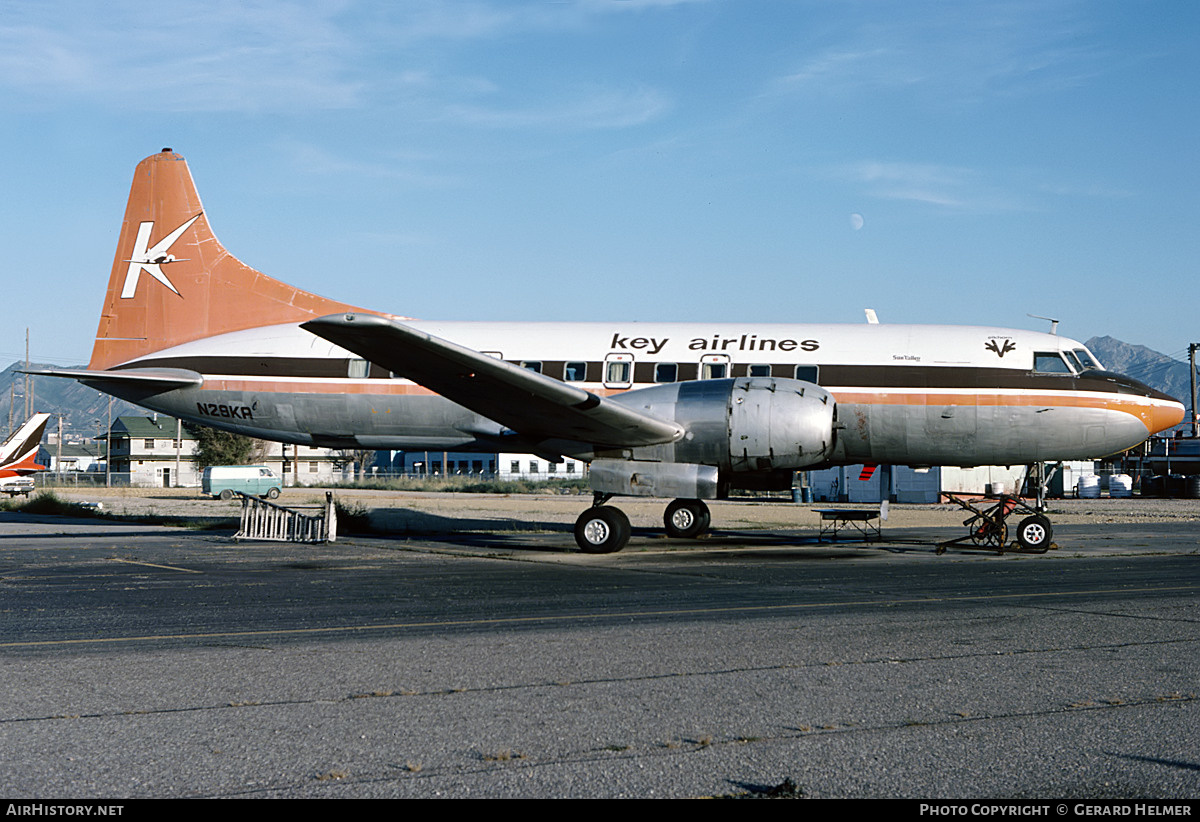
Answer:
xmin=2 ymin=0 xmax=1197 ymax=366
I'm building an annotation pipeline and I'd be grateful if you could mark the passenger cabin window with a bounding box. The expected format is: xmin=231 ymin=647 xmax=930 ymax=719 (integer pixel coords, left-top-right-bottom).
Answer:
xmin=655 ymin=363 xmax=678 ymax=383
xmin=748 ymin=364 xmax=772 ymax=378
xmin=564 ymin=362 xmax=587 ymax=381
xmin=794 ymin=365 xmax=819 ymax=383
xmin=606 ymin=360 xmax=631 ymax=384
xmin=1033 ymin=352 xmax=1073 ymax=374
xmin=347 ymin=358 xmax=370 ymax=379
xmin=520 ymin=361 xmax=542 ymax=374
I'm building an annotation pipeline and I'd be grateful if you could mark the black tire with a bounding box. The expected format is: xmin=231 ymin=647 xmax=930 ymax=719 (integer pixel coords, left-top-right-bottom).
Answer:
xmin=219 ymin=489 xmax=234 ymax=501
xmin=574 ymin=506 xmax=631 ymax=554
xmin=970 ymin=520 xmax=1006 ymax=548
xmin=663 ymin=499 xmax=711 ymax=539
xmin=1015 ymin=515 xmax=1052 ymax=552
xmin=267 ymin=487 xmax=280 ymax=500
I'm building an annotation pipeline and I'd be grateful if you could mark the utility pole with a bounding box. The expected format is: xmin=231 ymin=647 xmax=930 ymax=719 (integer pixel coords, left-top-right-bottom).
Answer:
xmin=1190 ymin=342 xmax=1198 ymax=438
xmin=24 ymin=327 xmax=31 ymax=420
xmin=105 ymin=397 xmax=112 ymax=488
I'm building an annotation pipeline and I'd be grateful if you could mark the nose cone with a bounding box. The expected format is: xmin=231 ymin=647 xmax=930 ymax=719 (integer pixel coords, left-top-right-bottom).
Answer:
xmin=1147 ymin=395 xmax=1186 ymax=435
xmin=1101 ymin=371 xmax=1186 ymax=437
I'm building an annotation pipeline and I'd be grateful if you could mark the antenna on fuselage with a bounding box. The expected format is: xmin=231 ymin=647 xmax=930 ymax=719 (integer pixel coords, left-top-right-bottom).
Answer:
xmin=1027 ymin=313 xmax=1059 ymax=334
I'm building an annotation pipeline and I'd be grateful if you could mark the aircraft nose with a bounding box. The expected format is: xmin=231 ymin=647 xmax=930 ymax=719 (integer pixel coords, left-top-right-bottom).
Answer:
xmin=1147 ymin=396 xmax=1185 ymax=435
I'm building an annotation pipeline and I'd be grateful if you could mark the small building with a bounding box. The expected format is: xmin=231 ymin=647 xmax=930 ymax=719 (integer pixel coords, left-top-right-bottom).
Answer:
xmin=36 ymin=442 xmax=106 ymax=474
xmin=389 ymin=450 xmax=584 ymax=480
xmin=805 ymin=461 xmax=1096 ymax=503
xmin=100 ymin=416 xmax=348 ymax=488
xmin=274 ymin=442 xmax=346 ymax=486
xmin=106 ymin=415 xmax=199 ymax=488
xmin=806 ymin=465 xmax=941 ymax=504
xmin=393 ymin=450 xmax=498 ymax=477
xmin=497 ymin=453 xmax=585 ymax=481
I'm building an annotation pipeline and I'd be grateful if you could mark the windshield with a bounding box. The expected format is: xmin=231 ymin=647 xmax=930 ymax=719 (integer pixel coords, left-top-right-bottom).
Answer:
xmin=1033 ymin=351 xmax=1074 ymax=374
xmin=1073 ymin=348 xmax=1102 ymax=370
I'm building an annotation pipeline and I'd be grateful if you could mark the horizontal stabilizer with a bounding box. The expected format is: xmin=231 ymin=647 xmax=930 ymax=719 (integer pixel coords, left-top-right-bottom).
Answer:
xmin=23 ymin=367 xmax=204 ymax=389
xmin=302 ymin=313 xmax=683 ymax=449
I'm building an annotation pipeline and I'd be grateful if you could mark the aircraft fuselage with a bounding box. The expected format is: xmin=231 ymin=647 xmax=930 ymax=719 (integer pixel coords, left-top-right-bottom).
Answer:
xmin=93 ymin=320 xmax=1178 ymax=471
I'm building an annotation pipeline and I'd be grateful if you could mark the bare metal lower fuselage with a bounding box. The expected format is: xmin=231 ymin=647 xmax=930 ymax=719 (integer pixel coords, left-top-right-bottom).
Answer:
xmin=91 ymin=366 xmax=1162 ymax=470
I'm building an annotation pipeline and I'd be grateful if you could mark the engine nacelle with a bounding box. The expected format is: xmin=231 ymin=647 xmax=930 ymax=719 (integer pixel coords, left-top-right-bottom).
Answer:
xmin=601 ymin=377 xmax=837 ymax=491
xmin=725 ymin=377 xmax=836 ymax=471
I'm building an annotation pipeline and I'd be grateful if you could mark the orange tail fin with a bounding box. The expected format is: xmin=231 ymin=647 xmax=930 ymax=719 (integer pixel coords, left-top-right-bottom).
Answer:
xmin=90 ymin=149 xmax=367 ymax=371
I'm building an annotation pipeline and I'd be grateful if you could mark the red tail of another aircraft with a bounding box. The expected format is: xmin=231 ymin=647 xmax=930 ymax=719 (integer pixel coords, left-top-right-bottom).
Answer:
xmin=0 ymin=413 xmax=51 ymax=478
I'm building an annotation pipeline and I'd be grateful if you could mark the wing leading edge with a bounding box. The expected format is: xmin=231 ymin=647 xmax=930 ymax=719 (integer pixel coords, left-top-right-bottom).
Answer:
xmin=301 ymin=313 xmax=683 ymax=450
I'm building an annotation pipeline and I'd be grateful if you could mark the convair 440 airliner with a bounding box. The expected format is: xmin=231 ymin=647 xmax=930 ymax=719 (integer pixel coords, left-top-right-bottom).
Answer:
xmin=35 ymin=149 xmax=1184 ymax=552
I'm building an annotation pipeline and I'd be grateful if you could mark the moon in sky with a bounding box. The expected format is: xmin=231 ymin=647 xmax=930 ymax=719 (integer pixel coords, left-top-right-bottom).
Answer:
xmin=849 ymin=213 xmax=865 ymax=230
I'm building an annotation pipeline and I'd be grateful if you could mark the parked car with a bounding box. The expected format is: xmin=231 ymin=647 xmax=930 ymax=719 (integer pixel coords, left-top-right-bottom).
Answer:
xmin=0 ymin=478 xmax=35 ymax=497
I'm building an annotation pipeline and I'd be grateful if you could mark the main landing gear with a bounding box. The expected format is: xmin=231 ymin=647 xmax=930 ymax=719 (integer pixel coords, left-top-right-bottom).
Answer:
xmin=573 ymin=495 xmax=712 ymax=553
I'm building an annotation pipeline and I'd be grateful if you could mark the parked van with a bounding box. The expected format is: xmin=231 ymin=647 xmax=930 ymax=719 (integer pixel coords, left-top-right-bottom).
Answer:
xmin=202 ymin=465 xmax=282 ymax=500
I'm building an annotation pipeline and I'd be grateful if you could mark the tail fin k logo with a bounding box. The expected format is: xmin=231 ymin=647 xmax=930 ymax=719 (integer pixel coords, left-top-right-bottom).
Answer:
xmin=119 ymin=215 xmax=200 ymax=299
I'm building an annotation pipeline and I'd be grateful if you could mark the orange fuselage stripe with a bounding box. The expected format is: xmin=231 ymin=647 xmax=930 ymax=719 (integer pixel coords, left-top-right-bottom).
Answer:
xmin=199 ymin=378 xmax=1158 ymax=422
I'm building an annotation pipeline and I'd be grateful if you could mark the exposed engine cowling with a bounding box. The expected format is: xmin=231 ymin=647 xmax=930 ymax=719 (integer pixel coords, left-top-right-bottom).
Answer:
xmin=593 ymin=377 xmax=837 ymax=498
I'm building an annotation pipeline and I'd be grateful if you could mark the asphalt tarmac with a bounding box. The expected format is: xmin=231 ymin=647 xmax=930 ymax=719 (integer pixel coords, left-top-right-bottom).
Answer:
xmin=0 ymin=507 xmax=1196 ymax=799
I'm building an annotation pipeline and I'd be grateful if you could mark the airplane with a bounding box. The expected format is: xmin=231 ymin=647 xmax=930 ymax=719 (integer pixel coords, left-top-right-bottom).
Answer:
xmin=30 ymin=149 xmax=1185 ymax=552
xmin=0 ymin=413 xmax=51 ymax=493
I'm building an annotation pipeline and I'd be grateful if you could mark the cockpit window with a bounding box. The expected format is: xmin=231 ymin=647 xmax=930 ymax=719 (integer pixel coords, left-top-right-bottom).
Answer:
xmin=1033 ymin=352 xmax=1073 ymax=374
xmin=1064 ymin=350 xmax=1086 ymax=372
xmin=1073 ymin=348 xmax=1101 ymax=370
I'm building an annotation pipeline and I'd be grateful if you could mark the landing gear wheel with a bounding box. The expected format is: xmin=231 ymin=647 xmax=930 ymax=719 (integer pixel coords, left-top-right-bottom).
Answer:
xmin=1015 ymin=515 xmax=1052 ymax=552
xmin=663 ymin=499 xmax=711 ymax=539
xmin=219 ymin=489 xmax=234 ymax=501
xmin=574 ymin=506 xmax=631 ymax=554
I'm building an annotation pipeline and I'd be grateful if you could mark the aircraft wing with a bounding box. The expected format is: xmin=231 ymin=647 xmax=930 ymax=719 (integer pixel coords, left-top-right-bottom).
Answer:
xmin=302 ymin=313 xmax=683 ymax=448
